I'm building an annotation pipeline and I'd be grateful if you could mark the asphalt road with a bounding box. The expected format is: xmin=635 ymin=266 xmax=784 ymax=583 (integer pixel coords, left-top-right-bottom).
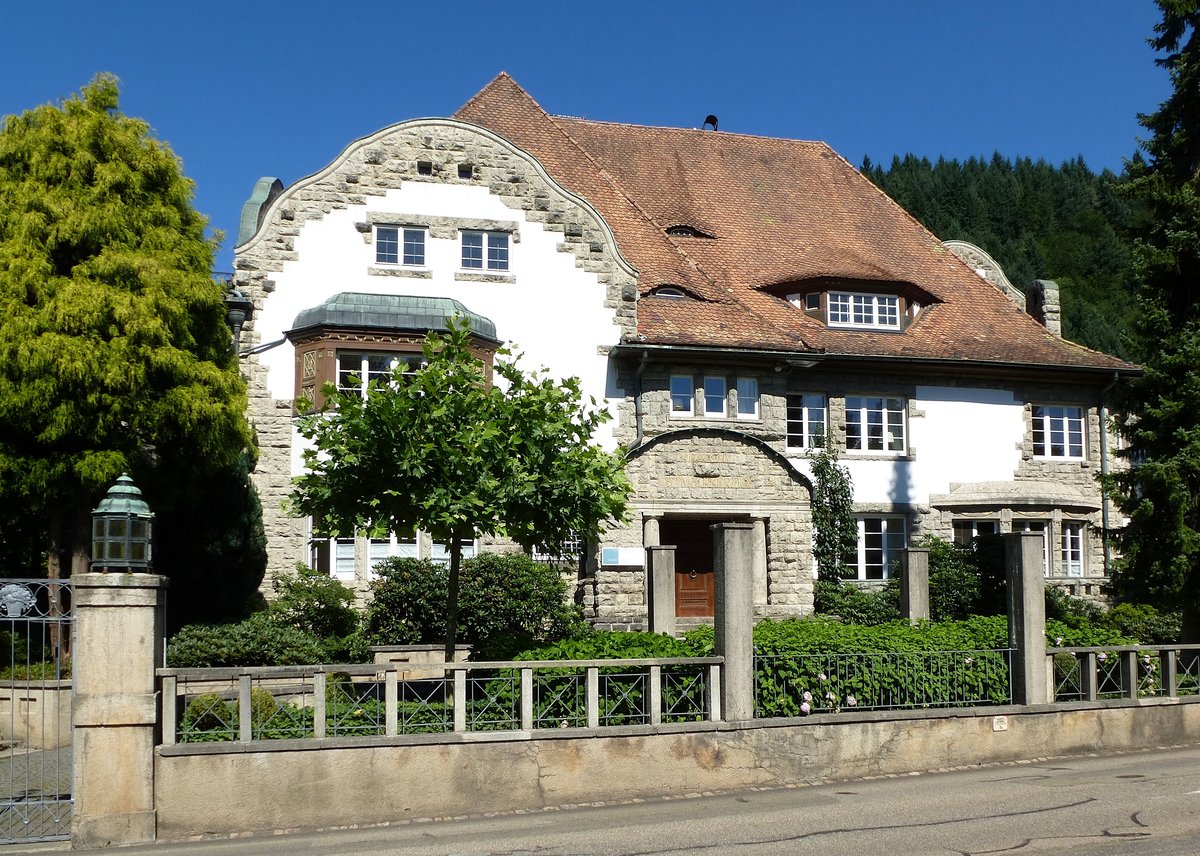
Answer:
xmin=9 ymin=744 xmax=1200 ymax=855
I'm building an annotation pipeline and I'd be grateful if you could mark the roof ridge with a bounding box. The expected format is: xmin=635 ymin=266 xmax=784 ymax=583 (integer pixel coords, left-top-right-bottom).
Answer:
xmin=553 ymin=114 xmax=827 ymax=146
xmin=454 ymin=71 xmax=534 ymax=117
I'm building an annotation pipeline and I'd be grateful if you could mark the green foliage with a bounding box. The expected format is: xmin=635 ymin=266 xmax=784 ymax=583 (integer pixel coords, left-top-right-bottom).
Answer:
xmin=807 ymin=444 xmax=856 ymax=582
xmin=863 ymin=153 xmax=1140 ymax=360
xmin=1108 ymin=4 xmax=1200 ymax=640
xmin=292 ymin=319 xmax=630 ymax=656
xmin=812 ymin=580 xmax=900 ymax=625
xmin=513 ymin=630 xmax=699 ymax=662
xmin=1097 ymin=602 xmax=1182 ymax=645
xmin=0 ymin=659 xmax=70 ymax=680
xmin=270 ymin=564 xmax=358 ymax=640
xmin=0 ymin=75 xmax=258 ymax=607
xmin=166 ymin=612 xmax=330 ymax=667
xmin=365 ymin=552 xmax=585 ymax=659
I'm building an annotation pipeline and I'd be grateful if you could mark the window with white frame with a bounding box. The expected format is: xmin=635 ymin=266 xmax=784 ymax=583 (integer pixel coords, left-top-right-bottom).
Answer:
xmin=828 ymin=292 xmax=901 ymax=330
xmin=786 ymin=394 xmax=826 ymax=449
xmin=670 ymin=375 xmax=694 ymax=416
xmin=853 ymin=516 xmax=907 ymax=580
xmin=845 ymin=396 xmax=906 ymax=453
xmin=461 ymin=231 xmax=509 ymax=271
xmin=375 ymin=226 xmax=426 ymax=266
xmin=431 ymin=536 xmax=478 ymax=566
xmin=368 ymin=529 xmax=418 ymax=578
xmin=1060 ymin=521 xmax=1085 ymax=577
xmin=1032 ymin=405 xmax=1085 ymax=459
xmin=337 ymin=352 xmax=421 ymax=398
xmin=735 ymin=377 xmax=759 ymax=420
xmin=1012 ymin=520 xmax=1050 ymax=576
xmin=704 ymin=376 xmax=728 ymax=418
xmin=333 ymin=537 xmax=356 ymax=581
xmin=952 ymin=519 xmax=998 ymax=546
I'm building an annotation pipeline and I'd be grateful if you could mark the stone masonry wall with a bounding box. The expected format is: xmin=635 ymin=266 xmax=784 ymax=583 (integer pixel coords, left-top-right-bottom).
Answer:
xmin=232 ymin=119 xmax=638 ymax=586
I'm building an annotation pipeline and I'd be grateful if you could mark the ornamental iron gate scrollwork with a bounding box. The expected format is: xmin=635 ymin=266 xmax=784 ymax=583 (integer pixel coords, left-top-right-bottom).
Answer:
xmin=0 ymin=579 xmax=72 ymax=843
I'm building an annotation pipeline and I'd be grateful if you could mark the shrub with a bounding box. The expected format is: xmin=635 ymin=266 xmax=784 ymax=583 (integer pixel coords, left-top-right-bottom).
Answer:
xmin=270 ymin=565 xmax=358 ymax=640
xmin=1099 ymin=603 xmax=1181 ymax=644
xmin=166 ymin=612 xmax=330 ymax=667
xmin=813 ymin=579 xmax=900 ymax=625
xmin=365 ymin=553 xmax=586 ymax=659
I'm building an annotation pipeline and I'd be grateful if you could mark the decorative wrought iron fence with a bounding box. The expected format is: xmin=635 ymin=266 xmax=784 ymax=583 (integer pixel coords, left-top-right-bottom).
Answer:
xmin=160 ymin=657 xmax=722 ymax=744
xmin=0 ymin=579 xmax=73 ymax=844
xmin=754 ymin=648 xmax=1014 ymax=717
xmin=1049 ymin=645 xmax=1200 ymax=702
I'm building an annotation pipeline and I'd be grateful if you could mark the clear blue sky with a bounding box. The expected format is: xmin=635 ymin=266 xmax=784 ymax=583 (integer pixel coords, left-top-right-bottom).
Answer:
xmin=1 ymin=1 xmax=1170 ymax=271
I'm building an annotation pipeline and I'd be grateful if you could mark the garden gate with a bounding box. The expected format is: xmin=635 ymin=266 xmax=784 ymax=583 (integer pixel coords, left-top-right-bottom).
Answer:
xmin=0 ymin=579 xmax=73 ymax=843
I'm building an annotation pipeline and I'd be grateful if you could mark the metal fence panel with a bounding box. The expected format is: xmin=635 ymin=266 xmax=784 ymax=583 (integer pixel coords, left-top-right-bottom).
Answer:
xmin=0 ymin=579 xmax=73 ymax=844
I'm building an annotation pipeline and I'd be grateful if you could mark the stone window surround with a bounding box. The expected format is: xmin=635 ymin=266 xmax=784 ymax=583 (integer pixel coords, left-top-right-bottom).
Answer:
xmin=669 ymin=373 xmax=762 ymax=422
xmin=363 ymin=212 xmax=521 ymax=243
xmin=1030 ymin=403 xmax=1086 ymax=461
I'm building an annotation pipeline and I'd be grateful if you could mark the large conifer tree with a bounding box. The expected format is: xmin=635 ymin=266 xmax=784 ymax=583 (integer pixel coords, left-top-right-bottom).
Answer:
xmin=0 ymin=75 xmax=258 ymax=610
xmin=1110 ymin=2 xmax=1200 ymax=639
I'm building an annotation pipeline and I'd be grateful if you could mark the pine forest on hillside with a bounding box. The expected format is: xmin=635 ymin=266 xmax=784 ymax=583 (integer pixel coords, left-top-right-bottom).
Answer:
xmin=863 ymin=154 xmax=1143 ymax=361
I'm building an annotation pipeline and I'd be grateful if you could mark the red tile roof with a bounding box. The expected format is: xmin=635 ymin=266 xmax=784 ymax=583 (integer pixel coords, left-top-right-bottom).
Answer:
xmin=455 ymin=74 xmax=1132 ymax=371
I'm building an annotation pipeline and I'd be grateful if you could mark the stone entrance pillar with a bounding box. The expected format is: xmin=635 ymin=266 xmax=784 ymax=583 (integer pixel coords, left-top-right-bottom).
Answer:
xmin=900 ymin=547 xmax=930 ymax=623
xmin=1004 ymin=533 xmax=1049 ymax=705
xmin=646 ymin=545 xmax=677 ymax=636
xmin=751 ymin=518 xmax=768 ymax=609
xmin=71 ymin=573 xmax=168 ymax=848
xmin=713 ymin=522 xmax=755 ymax=722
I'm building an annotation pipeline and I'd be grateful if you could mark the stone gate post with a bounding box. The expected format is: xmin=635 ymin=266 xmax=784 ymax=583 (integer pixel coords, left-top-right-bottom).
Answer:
xmin=71 ymin=573 xmax=168 ymax=848
xmin=900 ymin=547 xmax=930 ymax=624
xmin=646 ymin=545 xmax=677 ymax=636
xmin=713 ymin=522 xmax=755 ymax=722
xmin=1004 ymin=533 xmax=1049 ymax=705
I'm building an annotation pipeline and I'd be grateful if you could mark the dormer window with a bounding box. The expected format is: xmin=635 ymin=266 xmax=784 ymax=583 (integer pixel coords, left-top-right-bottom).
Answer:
xmin=828 ymin=292 xmax=899 ymax=329
xmin=652 ymin=286 xmax=687 ymax=299
xmin=664 ymin=224 xmax=714 ymax=239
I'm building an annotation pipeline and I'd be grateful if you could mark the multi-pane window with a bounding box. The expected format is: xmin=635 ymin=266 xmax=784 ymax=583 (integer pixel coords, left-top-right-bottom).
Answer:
xmin=337 ymin=352 xmax=421 ymax=397
xmin=462 ymin=231 xmax=509 ymax=271
xmin=368 ymin=530 xmax=418 ymax=578
xmin=431 ymin=536 xmax=478 ymax=566
xmin=952 ymin=519 xmax=998 ymax=546
xmin=704 ymin=376 xmax=727 ymax=418
xmin=854 ymin=516 xmax=907 ymax=580
xmin=736 ymin=377 xmax=759 ymax=419
xmin=845 ymin=396 xmax=906 ymax=453
xmin=828 ymin=292 xmax=900 ymax=329
xmin=670 ymin=375 xmax=694 ymax=416
xmin=1032 ymin=405 xmax=1085 ymax=459
xmin=786 ymin=394 xmax=826 ymax=449
xmin=1060 ymin=522 xmax=1084 ymax=577
xmin=376 ymin=226 xmax=425 ymax=266
xmin=333 ymin=537 xmax=356 ymax=581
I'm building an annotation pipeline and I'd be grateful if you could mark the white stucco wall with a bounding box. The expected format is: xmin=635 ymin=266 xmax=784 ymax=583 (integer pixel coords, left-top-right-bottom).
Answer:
xmin=840 ymin=385 xmax=1024 ymax=506
xmin=251 ymin=182 xmax=624 ymax=477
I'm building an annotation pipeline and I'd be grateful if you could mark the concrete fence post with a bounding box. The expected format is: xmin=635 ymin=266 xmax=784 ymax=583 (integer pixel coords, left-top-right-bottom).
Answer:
xmin=646 ymin=545 xmax=677 ymax=636
xmin=713 ymin=522 xmax=756 ymax=722
xmin=1004 ymin=533 xmax=1049 ymax=705
xmin=900 ymin=547 xmax=930 ymax=624
xmin=70 ymin=572 xmax=168 ymax=848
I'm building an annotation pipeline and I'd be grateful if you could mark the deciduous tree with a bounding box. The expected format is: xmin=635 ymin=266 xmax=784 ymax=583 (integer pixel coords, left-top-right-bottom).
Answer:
xmin=291 ymin=320 xmax=631 ymax=659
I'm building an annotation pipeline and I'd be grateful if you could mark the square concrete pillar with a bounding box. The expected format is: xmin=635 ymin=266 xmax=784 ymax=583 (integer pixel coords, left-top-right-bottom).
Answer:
xmin=713 ymin=522 xmax=756 ymax=722
xmin=71 ymin=573 xmax=168 ymax=848
xmin=646 ymin=545 xmax=677 ymax=636
xmin=900 ymin=547 xmax=930 ymax=624
xmin=1004 ymin=533 xmax=1049 ymax=705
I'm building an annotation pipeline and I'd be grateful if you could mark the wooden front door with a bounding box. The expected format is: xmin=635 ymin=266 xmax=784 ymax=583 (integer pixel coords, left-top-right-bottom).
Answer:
xmin=659 ymin=518 xmax=717 ymax=618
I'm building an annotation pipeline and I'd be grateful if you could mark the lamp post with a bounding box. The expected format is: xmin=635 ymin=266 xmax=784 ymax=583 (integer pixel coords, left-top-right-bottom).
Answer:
xmin=90 ymin=473 xmax=154 ymax=572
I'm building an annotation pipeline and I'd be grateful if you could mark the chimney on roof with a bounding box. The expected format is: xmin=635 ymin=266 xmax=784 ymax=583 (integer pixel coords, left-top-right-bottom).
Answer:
xmin=703 ymin=114 xmax=718 ymax=131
